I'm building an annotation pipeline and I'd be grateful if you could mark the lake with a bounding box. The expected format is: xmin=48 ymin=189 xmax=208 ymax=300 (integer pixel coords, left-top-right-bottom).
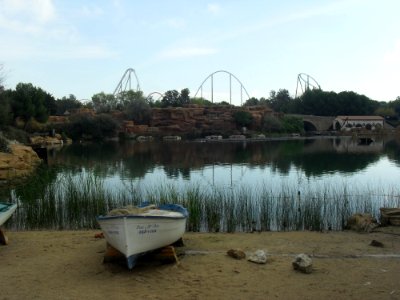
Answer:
xmin=2 ymin=135 xmax=400 ymax=231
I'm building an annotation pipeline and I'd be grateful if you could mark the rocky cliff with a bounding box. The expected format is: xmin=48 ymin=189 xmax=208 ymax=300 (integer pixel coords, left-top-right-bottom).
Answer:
xmin=132 ymin=105 xmax=274 ymax=136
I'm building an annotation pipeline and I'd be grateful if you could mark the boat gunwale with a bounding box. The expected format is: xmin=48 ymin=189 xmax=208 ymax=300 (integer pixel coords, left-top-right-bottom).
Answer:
xmin=97 ymin=214 xmax=187 ymax=221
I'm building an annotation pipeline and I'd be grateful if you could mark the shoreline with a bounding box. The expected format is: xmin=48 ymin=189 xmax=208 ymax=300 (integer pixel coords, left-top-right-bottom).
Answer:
xmin=1 ymin=228 xmax=399 ymax=299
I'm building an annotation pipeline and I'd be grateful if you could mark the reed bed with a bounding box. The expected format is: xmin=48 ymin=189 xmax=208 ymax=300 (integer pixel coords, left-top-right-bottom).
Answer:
xmin=6 ymin=172 xmax=400 ymax=232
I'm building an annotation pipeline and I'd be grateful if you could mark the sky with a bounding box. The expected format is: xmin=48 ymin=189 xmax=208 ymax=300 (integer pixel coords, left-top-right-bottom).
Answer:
xmin=1 ymin=0 xmax=400 ymax=105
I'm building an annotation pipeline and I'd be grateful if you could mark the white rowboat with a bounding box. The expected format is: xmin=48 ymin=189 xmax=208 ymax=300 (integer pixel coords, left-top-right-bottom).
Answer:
xmin=97 ymin=204 xmax=188 ymax=269
xmin=0 ymin=202 xmax=17 ymax=227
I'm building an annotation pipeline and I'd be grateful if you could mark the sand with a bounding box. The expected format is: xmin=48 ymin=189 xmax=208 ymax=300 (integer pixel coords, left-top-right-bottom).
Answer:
xmin=1 ymin=228 xmax=400 ymax=300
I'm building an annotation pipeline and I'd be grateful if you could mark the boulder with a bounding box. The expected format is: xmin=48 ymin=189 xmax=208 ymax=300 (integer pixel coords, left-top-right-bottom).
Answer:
xmin=292 ymin=254 xmax=313 ymax=274
xmin=0 ymin=144 xmax=41 ymax=180
xmin=346 ymin=213 xmax=378 ymax=232
xmin=227 ymin=249 xmax=246 ymax=260
xmin=29 ymin=136 xmax=64 ymax=146
xmin=370 ymin=240 xmax=384 ymax=247
xmin=247 ymin=250 xmax=267 ymax=264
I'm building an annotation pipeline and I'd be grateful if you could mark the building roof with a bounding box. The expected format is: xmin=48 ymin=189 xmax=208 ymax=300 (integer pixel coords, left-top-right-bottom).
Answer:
xmin=336 ymin=116 xmax=384 ymax=121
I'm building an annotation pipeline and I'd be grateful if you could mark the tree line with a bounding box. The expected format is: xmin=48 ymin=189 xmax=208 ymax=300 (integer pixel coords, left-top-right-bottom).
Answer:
xmin=1 ymin=72 xmax=399 ymax=139
xmin=245 ymin=89 xmax=400 ymax=121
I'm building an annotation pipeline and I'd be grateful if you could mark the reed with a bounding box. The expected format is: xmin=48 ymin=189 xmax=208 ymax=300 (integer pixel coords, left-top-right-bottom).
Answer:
xmin=6 ymin=173 xmax=400 ymax=232
xmin=182 ymin=185 xmax=203 ymax=232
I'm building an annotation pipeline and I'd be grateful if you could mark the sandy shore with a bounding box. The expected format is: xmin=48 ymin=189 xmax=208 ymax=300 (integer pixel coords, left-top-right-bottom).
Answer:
xmin=1 ymin=228 xmax=400 ymax=300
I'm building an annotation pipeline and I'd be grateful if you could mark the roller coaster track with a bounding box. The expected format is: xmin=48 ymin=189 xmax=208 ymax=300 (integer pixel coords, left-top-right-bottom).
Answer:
xmin=113 ymin=68 xmax=141 ymax=97
xmin=295 ymin=73 xmax=321 ymax=98
xmin=146 ymin=91 xmax=164 ymax=102
xmin=194 ymin=70 xmax=251 ymax=106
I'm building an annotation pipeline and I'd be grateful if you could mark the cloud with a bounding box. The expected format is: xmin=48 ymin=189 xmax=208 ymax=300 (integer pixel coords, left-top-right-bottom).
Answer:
xmin=0 ymin=0 xmax=117 ymax=61
xmin=207 ymin=3 xmax=221 ymax=15
xmin=158 ymin=46 xmax=218 ymax=59
xmin=0 ymin=0 xmax=58 ymax=36
xmin=1 ymin=0 xmax=56 ymax=23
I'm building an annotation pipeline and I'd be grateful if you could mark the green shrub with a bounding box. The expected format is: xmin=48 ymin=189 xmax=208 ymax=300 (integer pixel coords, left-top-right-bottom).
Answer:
xmin=282 ymin=116 xmax=304 ymax=134
xmin=233 ymin=110 xmax=253 ymax=127
xmin=263 ymin=115 xmax=283 ymax=133
xmin=67 ymin=114 xmax=118 ymax=140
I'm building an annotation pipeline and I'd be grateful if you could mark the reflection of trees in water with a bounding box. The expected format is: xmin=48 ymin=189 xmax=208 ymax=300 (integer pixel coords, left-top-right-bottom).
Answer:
xmin=267 ymin=139 xmax=381 ymax=177
xmin=44 ymin=138 xmax=399 ymax=181
xmin=384 ymin=139 xmax=400 ymax=166
xmin=13 ymin=165 xmax=59 ymax=204
xmin=291 ymin=153 xmax=380 ymax=177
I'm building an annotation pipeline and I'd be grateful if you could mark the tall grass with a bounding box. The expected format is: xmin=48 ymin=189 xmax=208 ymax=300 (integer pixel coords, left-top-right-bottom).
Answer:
xmin=6 ymin=173 xmax=400 ymax=232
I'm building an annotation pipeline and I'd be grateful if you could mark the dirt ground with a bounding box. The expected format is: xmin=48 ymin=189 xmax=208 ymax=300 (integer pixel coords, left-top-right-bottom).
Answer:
xmin=1 ymin=228 xmax=400 ymax=300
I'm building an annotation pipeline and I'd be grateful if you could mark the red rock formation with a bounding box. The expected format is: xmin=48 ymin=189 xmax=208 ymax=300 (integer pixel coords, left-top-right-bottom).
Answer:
xmin=150 ymin=106 xmax=273 ymax=135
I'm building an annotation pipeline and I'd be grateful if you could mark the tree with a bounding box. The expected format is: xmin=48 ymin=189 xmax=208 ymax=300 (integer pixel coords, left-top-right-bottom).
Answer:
xmin=117 ymin=90 xmax=145 ymax=110
xmin=0 ymin=90 xmax=12 ymax=126
xmin=67 ymin=114 xmax=118 ymax=140
xmin=293 ymin=89 xmax=379 ymax=116
xmin=91 ymin=92 xmax=116 ymax=113
xmin=244 ymin=97 xmax=259 ymax=106
xmin=374 ymin=107 xmax=396 ymax=118
xmin=388 ymin=97 xmax=400 ymax=117
xmin=10 ymin=83 xmax=53 ymax=123
xmin=56 ymin=94 xmax=82 ymax=115
xmin=266 ymin=89 xmax=293 ymax=112
xmin=161 ymin=89 xmax=191 ymax=107
xmin=120 ymin=90 xmax=152 ymax=124
xmin=0 ymin=65 xmax=11 ymax=126
xmin=190 ymin=97 xmax=212 ymax=106
xmin=180 ymin=88 xmax=190 ymax=106
xmin=161 ymin=90 xmax=180 ymax=107
xmin=0 ymin=64 xmax=5 ymax=93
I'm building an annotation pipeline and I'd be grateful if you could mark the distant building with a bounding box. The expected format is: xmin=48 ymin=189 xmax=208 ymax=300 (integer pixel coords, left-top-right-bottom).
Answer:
xmin=333 ymin=116 xmax=384 ymax=131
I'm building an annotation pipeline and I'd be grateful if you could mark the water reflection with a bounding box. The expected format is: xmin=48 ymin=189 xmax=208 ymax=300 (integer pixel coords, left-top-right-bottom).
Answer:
xmin=42 ymin=137 xmax=400 ymax=182
xmin=2 ymin=136 xmax=400 ymax=231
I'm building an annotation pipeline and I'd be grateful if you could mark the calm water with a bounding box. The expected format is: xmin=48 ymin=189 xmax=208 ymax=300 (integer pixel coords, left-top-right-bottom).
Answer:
xmin=2 ymin=136 xmax=400 ymax=230
xmin=47 ymin=136 xmax=400 ymax=190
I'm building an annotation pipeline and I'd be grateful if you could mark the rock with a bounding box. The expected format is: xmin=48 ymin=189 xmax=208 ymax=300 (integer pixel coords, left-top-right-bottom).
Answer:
xmin=227 ymin=249 xmax=246 ymax=260
xmin=346 ymin=213 xmax=378 ymax=232
xmin=370 ymin=240 xmax=384 ymax=247
xmin=0 ymin=144 xmax=41 ymax=180
xmin=150 ymin=106 xmax=274 ymax=135
xmin=29 ymin=136 xmax=64 ymax=146
xmin=292 ymin=254 xmax=313 ymax=274
xmin=247 ymin=250 xmax=267 ymax=264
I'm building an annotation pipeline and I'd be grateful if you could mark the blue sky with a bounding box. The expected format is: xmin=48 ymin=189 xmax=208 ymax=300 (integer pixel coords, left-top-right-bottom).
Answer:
xmin=1 ymin=0 xmax=399 ymax=105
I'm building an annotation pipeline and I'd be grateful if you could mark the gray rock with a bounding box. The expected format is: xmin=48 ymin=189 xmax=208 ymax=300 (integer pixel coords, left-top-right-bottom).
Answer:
xmin=292 ymin=253 xmax=313 ymax=274
xmin=248 ymin=250 xmax=267 ymax=264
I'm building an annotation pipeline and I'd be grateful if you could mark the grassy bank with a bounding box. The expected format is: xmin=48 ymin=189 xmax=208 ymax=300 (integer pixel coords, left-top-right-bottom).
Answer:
xmin=5 ymin=173 xmax=400 ymax=232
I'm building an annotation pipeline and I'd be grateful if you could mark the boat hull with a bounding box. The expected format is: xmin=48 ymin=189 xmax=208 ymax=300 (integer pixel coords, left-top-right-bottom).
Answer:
xmin=97 ymin=206 xmax=187 ymax=269
xmin=0 ymin=203 xmax=17 ymax=227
